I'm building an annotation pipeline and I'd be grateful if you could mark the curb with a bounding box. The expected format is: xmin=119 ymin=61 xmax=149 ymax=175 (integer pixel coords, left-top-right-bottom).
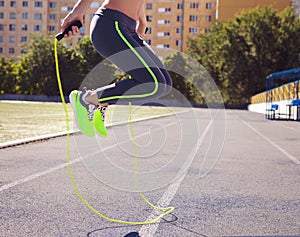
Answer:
xmin=0 ymin=111 xmax=183 ymax=149
xmin=0 ymin=130 xmax=78 ymax=149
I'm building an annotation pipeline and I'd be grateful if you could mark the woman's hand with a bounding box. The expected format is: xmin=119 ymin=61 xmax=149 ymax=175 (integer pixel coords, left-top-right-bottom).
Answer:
xmin=136 ymin=3 xmax=147 ymax=39
xmin=61 ymin=12 xmax=83 ymax=38
xmin=136 ymin=21 xmax=147 ymax=39
xmin=60 ymin=0 xmax=92 ymax=38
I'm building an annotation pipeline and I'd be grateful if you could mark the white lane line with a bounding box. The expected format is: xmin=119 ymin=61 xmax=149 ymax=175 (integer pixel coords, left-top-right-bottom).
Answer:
xmin=0 ymin=120 xmax=180 ymax=193
xmin=242 ymin=120 xmax=300 ymax=165
xmin=0 ymin=159 xmax=79 ymax=192
xmin=0 ymin=140 xmax=122 ymax=193
xmin=271 ymin=121 xmax=300 ymax=132
xmin=139 ymin=171 xmax=187 ymax=237
xmin=139 ymin=120 xmax=212 ymax=237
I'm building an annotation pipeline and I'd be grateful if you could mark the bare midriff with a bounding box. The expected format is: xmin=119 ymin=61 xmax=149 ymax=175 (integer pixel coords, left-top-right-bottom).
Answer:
xmin=101 ymin=0 xmax=143 ymax=20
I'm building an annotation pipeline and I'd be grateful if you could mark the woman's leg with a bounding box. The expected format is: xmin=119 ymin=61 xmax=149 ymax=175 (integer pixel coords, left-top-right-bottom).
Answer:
xmin=131 ymin=33 xmax=173 ymax=95
xmin=68 ymin=11 xmax=173 ymax=137
xmin=90 ymin=15 xmax=172 ymax=105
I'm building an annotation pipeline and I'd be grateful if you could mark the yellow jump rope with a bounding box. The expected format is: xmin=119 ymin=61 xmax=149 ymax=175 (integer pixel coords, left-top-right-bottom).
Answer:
xmin=54 ymin=24 xmax=174 ymax=225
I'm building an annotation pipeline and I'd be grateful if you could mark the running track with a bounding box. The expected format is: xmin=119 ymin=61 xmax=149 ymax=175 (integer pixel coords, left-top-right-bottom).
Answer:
xmin=0 ymin=109 xmax=299 ymax=237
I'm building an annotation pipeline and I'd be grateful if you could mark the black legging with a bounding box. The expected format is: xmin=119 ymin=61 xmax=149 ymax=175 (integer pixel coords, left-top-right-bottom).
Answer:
xmin=90 ymin=8 xmax=172 ymax=104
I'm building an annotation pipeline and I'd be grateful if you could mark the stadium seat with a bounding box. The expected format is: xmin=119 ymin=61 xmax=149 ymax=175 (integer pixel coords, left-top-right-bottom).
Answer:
xmin=286 ymin=99 xmax=300 ymax=120
xmin=266 ymin=104 xmax=279 ymax=120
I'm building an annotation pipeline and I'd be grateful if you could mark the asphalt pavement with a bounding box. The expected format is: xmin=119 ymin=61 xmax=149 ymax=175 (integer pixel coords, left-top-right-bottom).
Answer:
xmin=0 ymin=108 xmax=299 ymax=237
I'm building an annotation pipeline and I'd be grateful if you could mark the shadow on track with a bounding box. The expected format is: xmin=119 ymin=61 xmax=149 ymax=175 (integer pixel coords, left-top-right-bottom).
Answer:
xmin=86 ymin=211 xmax=208 ymax=236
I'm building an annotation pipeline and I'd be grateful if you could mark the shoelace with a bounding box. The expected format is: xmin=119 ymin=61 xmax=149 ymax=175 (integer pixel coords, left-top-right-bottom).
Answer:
xmin=82 ymin=88 xmax=107 ymax=122
xmin=87 ymin=104 xmax=97 ymax=121
xmin=97 ymin=104 xmax=108 ymax=121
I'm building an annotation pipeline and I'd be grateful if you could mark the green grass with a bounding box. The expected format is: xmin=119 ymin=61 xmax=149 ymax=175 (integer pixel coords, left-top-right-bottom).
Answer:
xmin=0 ymin=101 xmax=181 ymax=144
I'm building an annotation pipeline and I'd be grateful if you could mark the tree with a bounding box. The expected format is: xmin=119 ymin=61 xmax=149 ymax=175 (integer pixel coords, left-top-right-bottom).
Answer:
xmin=17 ymin=35 xmax=56 ymax=95
xmin=0 ymin=57 xmax=18 ymax=94
xmin=76 ymin=36 xmax=104 ymax=72
xmin=163 ymin=52 xmax=205 ymax=104
xmin=17 ymin=34 xmax=84 ymax=96
xmin=76 ymin=37 xmax=117 ymax=90
xmin=54 ymin=40 xmax=86 ymax=95
xmin=187 ymin=7 xmax=300 ymax=104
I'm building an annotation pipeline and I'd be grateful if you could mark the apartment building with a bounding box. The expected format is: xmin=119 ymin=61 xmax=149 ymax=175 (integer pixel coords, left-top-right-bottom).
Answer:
xmin=216 ymin=0 xmax=292 ymax=21
xmin=292 ymin=0 xmax=300 ymax=17
xmin=143 ymin=0 xmax=216 ymax=52
xmin=0 ymin=0 xmax=216 ymax=58
xmin=0 ymin=0 xmax=295 ymax=59
xmin=0 ymin=0 xmax=102 ymax=59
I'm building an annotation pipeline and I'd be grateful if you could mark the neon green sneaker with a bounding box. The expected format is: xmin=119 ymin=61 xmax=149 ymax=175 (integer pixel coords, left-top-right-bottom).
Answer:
xmin=69 ymin=90 xmax=96 ymax=137
xmin=94 ymin=103 xmax=108 ymax=138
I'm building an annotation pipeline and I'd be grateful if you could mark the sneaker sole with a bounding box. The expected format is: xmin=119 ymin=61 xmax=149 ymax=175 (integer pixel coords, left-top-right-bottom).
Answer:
xmin=94 ymin=109 xmax=107 ymax=138
xmin=69 ymin=90 xmax=95 ymax=137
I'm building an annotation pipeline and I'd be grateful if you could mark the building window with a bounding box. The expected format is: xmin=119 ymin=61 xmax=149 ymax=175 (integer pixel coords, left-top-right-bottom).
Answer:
xmin=206 ymin=3 xmax=212 ymax=9
xmin=34 ymin=1 xmax=43 ymax=8
xmin=205 ymin=15 xmax=212 ymax=22
xmin=91 ymin=2 xmax=99 ymax=8
xmin=9 ymin=24 xmax=16 ymax=31
xmin=10 ymin=1 xmax=16 ymax=7
xmin=158 ymin=19 xmax=170 ymax=24
xmin=190 ymin=3 xmax=199 ymax=9
xmin=34 ymin=25 xmax=42 ymax=31
xmin=176 ymin=27 xmax=183 ymax=34
xmin=49 ymin=2 xmax=55 ymax=9
xmin=22 ymin=1 xmax=28 ymax=7
xmin=80 ymin=26 xmax=84 ymax=35
xmin=9 ymin=48 xmax=15 ymax=54
xmin=176 ymin=40 xmax=182 ymax=47
xmin=0 ymin=48 xmax=3 ymax=54
xmin=9 ymin=36 xmax=15 ymax=43
xmin=0 ymin=36 xmax=3 ymax=42
xmin=21 ymin=24 xmax=27 ymax=31
xmin=0 ymin=24 xmax=3 ymax=31
xmin=157 ymin=32 xmax=170 ymax=37
xmin=21 ymin=36 xmax=27 ymax=42
xmin=146 ymin=3 xmax=152 ymax=10
xmin=49 ymin=25 xmax=55 ymax=32
xmin=49 ymin=14 xmax=55 ymax=20
xmin=22 ymin=13 xmax=28 ymax=19
xmin=189 ymin=27 xmax=198 ymax=34
xmin=146 ymin=15 xmax=152 ymax=22
xmin=177 ymin=16 xmax=183 ymax=22
xmin=190 ymin=15 xmax=198 ymax=22
xmin=0 ymin=1 xmax=4 ymax=7
xmin=177 ymin=3 xmax=183 ymax=10
xmin=61 ymin=6 xmax=73 ymax=12
xmin=205 ymin=28 xmax=211 ymax=33
xmin=34 ymin=13 xmax=43 ymax=20
xmin=0 ymin=12 xmax=3 ymax=19
xmin=158 ymin=8 xmax=171 ymax=12
xmin=10 ymin=13 xmax=16 ymax=19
